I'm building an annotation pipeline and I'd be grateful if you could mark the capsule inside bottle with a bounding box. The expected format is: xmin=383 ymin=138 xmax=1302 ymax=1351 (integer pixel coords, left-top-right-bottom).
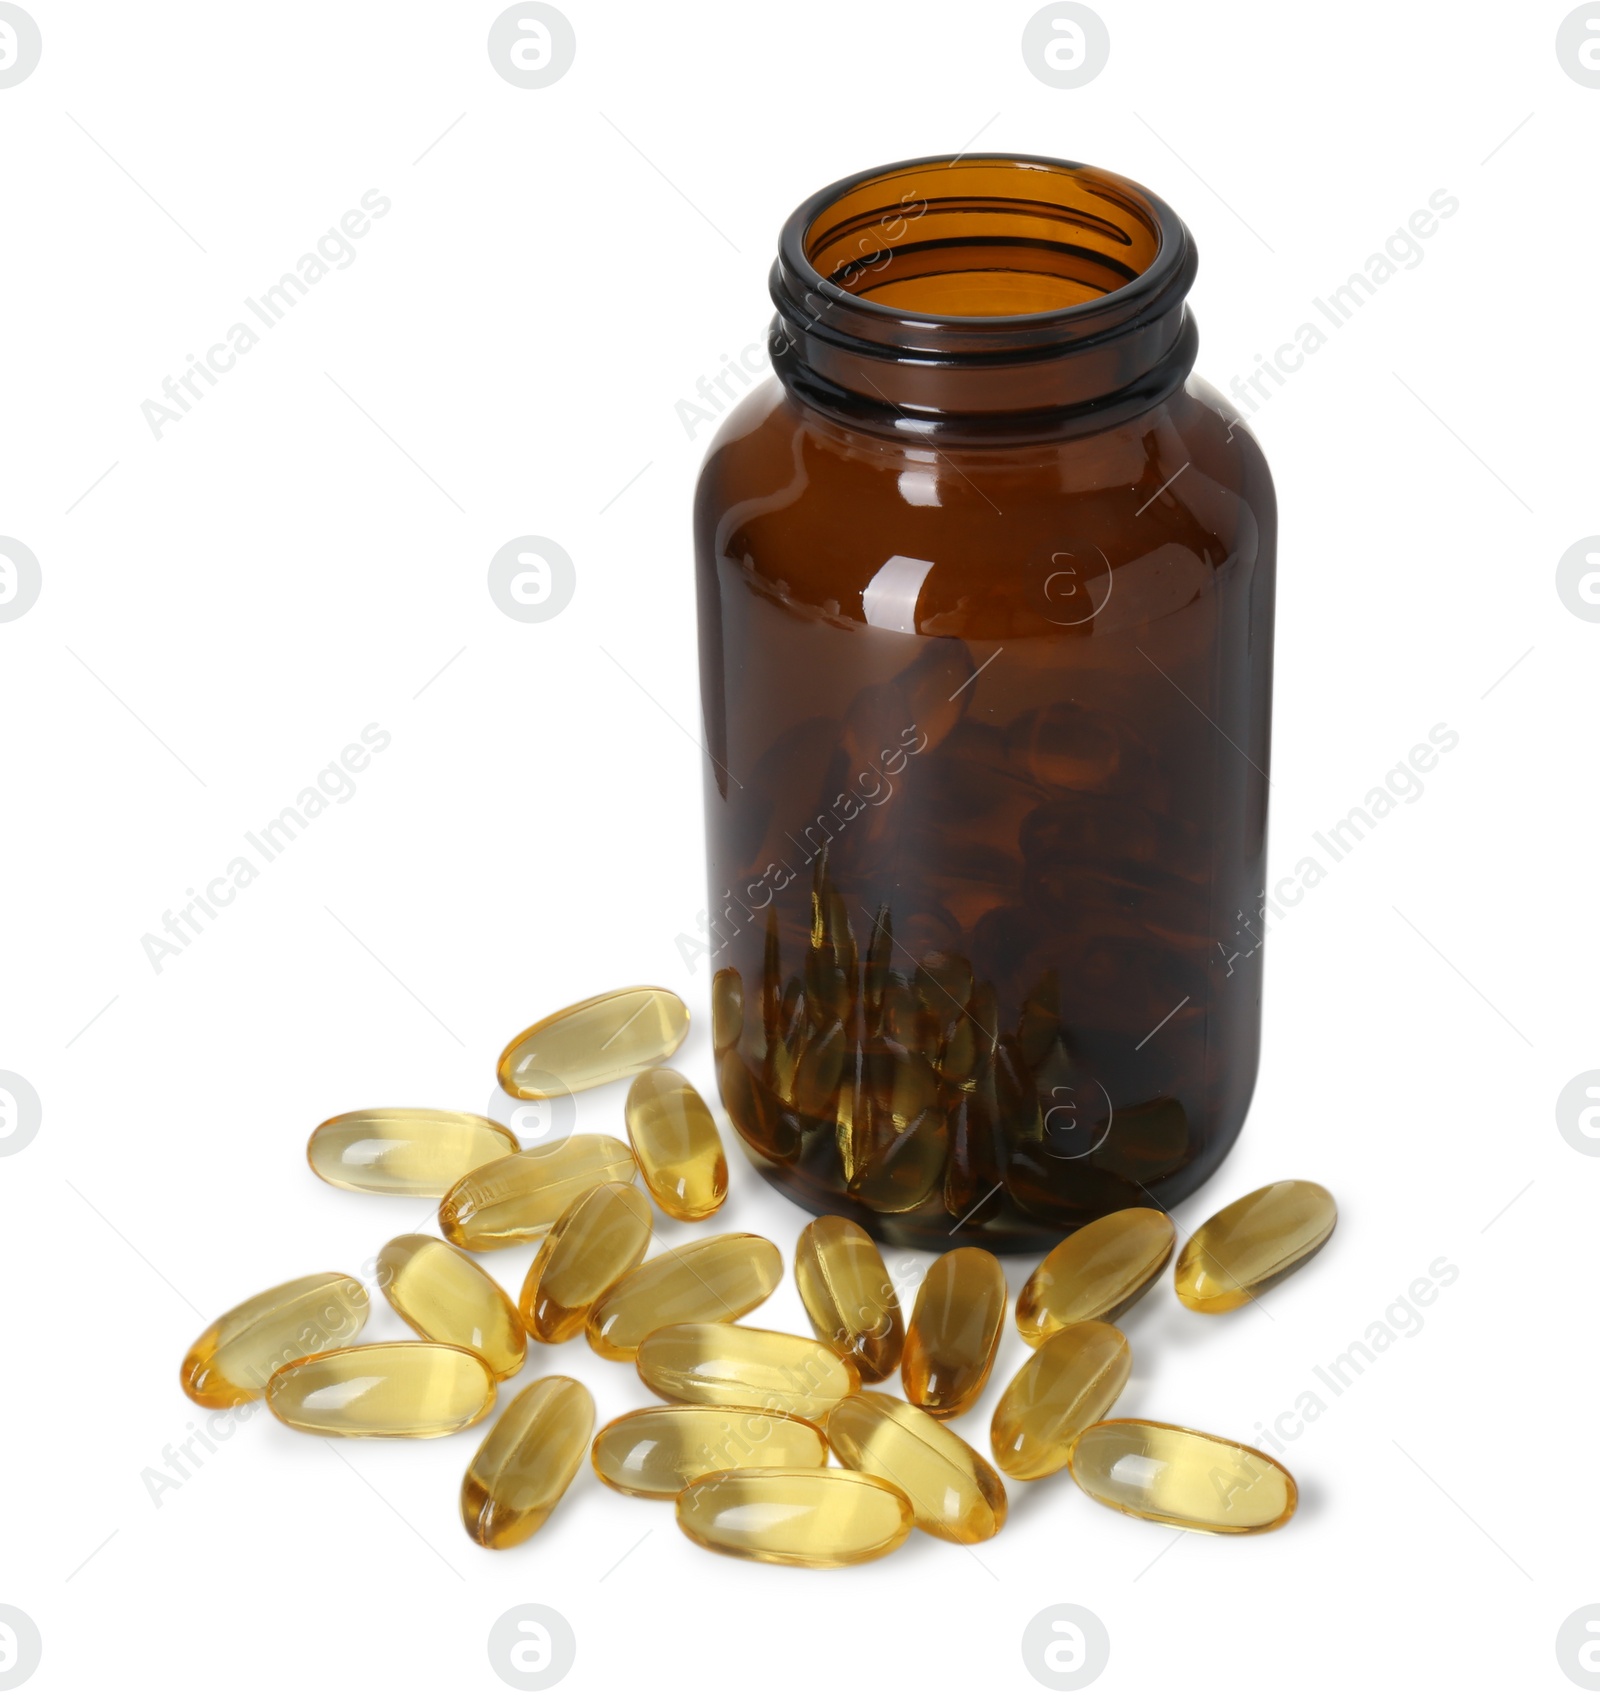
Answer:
xmin=711 ymin=968 xmax=743 ymax=1054
xmin=676 ymin=1467 xmax=914 ymax=1568
xmin=497 ymin=987 xmax=689 ymax=1098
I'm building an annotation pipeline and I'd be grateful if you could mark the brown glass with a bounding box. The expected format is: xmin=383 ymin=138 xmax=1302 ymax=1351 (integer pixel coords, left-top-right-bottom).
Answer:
xmin=694 ymin=156 xmax=1275 ymax=1250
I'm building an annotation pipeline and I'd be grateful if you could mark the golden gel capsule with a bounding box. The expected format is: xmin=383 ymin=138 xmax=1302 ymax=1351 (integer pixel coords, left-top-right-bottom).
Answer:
xmin=901 ymin=1247 xmax=1006 ymax=1418
xmin=990 ymin=1321 xmax=1131 ymax=1480
xmin=181 ymin=1273 xmax=368 ymax=1407
xmin=586 ymin=1233 xmax=782 ymax=1361
xmin=676 ymin=1468 xmax=913 ymax=1568
xmin=591 ymin=1404 xmax=827 ymax=1499
xmin=497 ymin=986 xmax=689 ymax=1097
xmin=460 ymin=1376 xmax=595 ymax=1549
xmin=265 ymin=1342 xmax=495 ymax=1438
xmin=827 ymin=1392 xmax=1006 ymax=1543
xmin=1174 ymin=1180 xmax=1337 ymax=1313
xmin=1069 ymin=1419 xmax=1297 ymax=1534
xmin=519 ymin=1181 xmax=653 ymax=1343
xmin=637 ymin=1322 xmax=861 ymax=1421
xmin=1016 ymin=1208 xmax=1176 ymax=1345
xmin=375 ymin=1234 xmax=525 ymax=1379
xmin=306 ymin=1109 xmax=517 ymax=1197
xmin=438 ymin=1134 xmax=636 ymax=1251
xmin=794 ymin=1216 xmax=904 ymax=1383
xmin=624 ymin=1068 xmax=729 ymax=1221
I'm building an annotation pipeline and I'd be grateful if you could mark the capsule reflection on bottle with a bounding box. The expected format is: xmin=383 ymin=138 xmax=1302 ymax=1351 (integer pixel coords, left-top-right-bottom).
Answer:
xmin=624 ymin=1068 xmax=728 ymax=1221
xmin=637 ymin=1322 xmax=860 ymax=1422
xmin=265 ymin=1342 xmax=496 ymax=1438
xmin=438 ymin=1134 xmax=636 ymax=1251
xmin=497 ymin=987 xmax=689 ymax=1098
xmin=460 ymin=1376 xmax=595 ymax=1549
xmin=827 ymin=1392 xmax=1006 ymax=1543
xmin=990 ymin=1321 xmax=1131 ymax=1480
xmin=375 ymin=1234 xmax=525 ymax=1379
xmin=1068 ymin=1418 xmax=1297 ymax=1533
xmin=676 ymin=1468 xmax=914 ymax=1568
xmin=586 ymin=1233 xmax=782 ymax=1361
xmin=306 ymin=1109 xmax=517 ymax=1197
xmin=591 ymin=1405 xmax=828 ymax=1499
xmin=181 ymin=1273 xmax=369 ymax=1407
xmin=901 ymin=1247 xmax=1006 ymax=1418
xmin=519 ymin=1181 xmax=653 ymax=1343
xmin=1174 ymin=1180 xmax=1337 ymax=1313
xmin=1015 ymin=1208 xmax=1175 ymax=1344
xmin=794 ymin=1216 xmax=904 ymax=1383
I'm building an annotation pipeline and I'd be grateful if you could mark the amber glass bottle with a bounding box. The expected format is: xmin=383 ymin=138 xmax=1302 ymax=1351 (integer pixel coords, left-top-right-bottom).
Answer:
xmin=695 ymin=155 xmax=1275 ymax=1250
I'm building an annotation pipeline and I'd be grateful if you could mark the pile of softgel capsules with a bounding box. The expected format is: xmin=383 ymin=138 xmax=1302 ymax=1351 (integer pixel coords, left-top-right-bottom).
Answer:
xmin=179 ymin=984 xmax=1335 ymax=1566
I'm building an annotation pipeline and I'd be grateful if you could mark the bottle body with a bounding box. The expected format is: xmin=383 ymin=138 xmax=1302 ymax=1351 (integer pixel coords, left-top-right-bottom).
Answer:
xmin=695 ymin=157 xmax=1276 ymax=1250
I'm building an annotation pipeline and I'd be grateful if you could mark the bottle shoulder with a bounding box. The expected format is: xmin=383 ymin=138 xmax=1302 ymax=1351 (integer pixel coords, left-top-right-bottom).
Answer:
xmin=695 ymin=378 xmax=1275 ymax=635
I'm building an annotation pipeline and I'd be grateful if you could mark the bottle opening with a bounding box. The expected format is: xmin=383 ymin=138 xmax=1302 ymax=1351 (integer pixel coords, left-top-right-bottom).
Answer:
xmin=803 ymin=159 xmax=1163 ymax=319
xmin=770 ymin=154 xmax=1197 ymax=440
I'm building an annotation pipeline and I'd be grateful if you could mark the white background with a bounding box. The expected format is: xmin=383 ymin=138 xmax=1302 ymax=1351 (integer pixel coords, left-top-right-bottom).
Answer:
xmin=4 ymin=2 xmax=1597 ymax=1691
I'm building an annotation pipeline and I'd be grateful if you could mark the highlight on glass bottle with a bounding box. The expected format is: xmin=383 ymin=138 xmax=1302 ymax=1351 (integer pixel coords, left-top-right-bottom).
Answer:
xmin=696 ymin=153 xmax=1276 ymax=1249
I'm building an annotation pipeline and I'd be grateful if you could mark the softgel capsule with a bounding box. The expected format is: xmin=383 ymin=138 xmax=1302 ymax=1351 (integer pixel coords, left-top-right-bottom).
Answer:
xmin=1068 ymin=1419 xmax=1298 ymax=1534
xmin=438 ymin=1135 xmax=636 ymax=1251
xmin=591 ymin=1405 xmax=828 ymax=1499
xmin=676 ymin=1468 xmax=914 ymax=1569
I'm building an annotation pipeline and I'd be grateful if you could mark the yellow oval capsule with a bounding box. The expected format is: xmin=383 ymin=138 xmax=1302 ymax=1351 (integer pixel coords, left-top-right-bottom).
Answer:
xmin=1016 ymin=1208 xmax=1176 ymax=1344
xmin=624 ymin=1068 xmax=729 ymax=1222
xmin=637 ymin=1323 xmax=861 ymax=1421
xmin=990 ymin=1321 xmax=1132 ymax=1481
xmin=375 ymin=1234 xmax=525 ymax=1379
xmin=827 ymin=1392 xmax=1006 ymax=1543
xmin=460 ymin=1376 xmax=595 ymax=1549
xmin=901 ymin=1247 xmax=1006 ymax=1418
xmin=1174 ymin=1180 xmax=1337 ymax=1313
xmin=497 ymin=986 xmax=689 ymax=1098
xmin=676 ymin=1468 xmax=913 ymax=1568
xmin=591 ymin=1404 xmax=828 ymax=1499
xmin=1068 ymin=1419 xmax=1298 ymax=1534
xmin=519 ymin=1181 xmax=654 ymax=1343
xmin=794 ymin=1216 xmax=904 ymax=1383
xmin=265 ymin=1342 xmax=495 ymax=1438
xmin=306 ymin=1109 xmax=517 ymax=1197
xmin=181 ymin=1273 xmax=369 ymax=1407
xmin=438 ymin=1135 xmax=636 ymax=1251
xmin=586 ymin=1233 xmax=782 ymax=1361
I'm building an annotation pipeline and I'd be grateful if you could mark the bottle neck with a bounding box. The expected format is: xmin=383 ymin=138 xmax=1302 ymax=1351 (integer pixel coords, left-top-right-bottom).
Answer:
xmin=768 ymin=154 xmax=1199 ymax=445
